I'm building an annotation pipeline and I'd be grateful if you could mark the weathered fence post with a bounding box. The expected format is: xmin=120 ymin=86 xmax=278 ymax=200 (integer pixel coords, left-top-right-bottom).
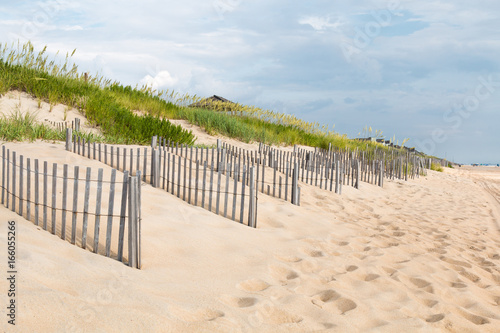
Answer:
xmin=66 ymin=128 xmax=72 ymax=151
xmin=128 ymin=174 xmax=139 ymax=268
xmin=248 ymin=166 xmax=257 ymax=228
xmin=152 ymin=149 xmax=160 ymax=188
xmin=291 ymin=162 xmax=299 ymax=205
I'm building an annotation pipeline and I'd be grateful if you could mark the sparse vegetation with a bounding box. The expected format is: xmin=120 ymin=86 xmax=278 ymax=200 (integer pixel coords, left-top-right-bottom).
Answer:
xmin=431 ymin=162 xmax=444 ymax=172
xmin=0 ymin=109 xmax=64 ymax=142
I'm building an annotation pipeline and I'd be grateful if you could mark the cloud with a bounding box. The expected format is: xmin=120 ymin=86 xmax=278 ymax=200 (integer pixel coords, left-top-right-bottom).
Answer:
xmin=140 ymin=71 xmax=178 ymax=90
xmin=298 ymin=16 xmax=343 ymax=31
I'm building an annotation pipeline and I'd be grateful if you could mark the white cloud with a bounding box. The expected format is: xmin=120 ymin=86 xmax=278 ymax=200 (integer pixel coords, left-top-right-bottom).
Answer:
xmin=298 ymin=16 xmax=343 ymax=31
xmin=140 ymin=71 xmax=178 ymax=90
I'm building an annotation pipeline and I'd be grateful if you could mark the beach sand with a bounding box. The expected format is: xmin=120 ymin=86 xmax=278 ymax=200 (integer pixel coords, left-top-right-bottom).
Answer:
xmin=1 ymin=92 xmax=499 ymax=332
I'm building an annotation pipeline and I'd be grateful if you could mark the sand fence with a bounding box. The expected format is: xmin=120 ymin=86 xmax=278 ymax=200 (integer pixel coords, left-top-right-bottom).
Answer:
xmin=0 ymin=145 xmax=141 ymax=269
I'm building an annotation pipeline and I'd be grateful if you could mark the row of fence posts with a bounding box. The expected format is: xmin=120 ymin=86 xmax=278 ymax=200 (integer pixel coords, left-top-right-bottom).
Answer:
xmin=47 ymin=118 xmax=80 ymax=132
xmin=2 ymin=141 xmax=141 ymax=269
xmin=67 ymin=132 xmax=263 ymax=228
xmin=150 ymin=137 xmax=302 ymax=206
xmin=150 ymin=140 xmax=259 ymax=228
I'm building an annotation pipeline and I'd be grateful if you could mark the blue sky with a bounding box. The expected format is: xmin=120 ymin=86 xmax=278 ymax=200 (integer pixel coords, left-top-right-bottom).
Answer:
xmin=1 ymin=0 xmax=499 ymax=164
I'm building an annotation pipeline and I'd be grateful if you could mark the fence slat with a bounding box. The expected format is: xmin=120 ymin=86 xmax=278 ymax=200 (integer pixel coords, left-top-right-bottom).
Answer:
xmin=71 ymin=166 xmax=79 ymax=244
xmin=188 ymin=158 xmax=192 ymax=204
xmin=202 ymin=161 xmax=207 ymax=208
xmin=61 ymin=164 xmax=68 ymax=240
xmin=1 ymin=146 xmax=5 ymax=205
xmin=43 ymin=161 xmax=48 ymax=230
xmin=105 ymin=169 xmax=116 ymax=258
xmin=216 ymin=162 xmax=222 ymax=214
xmin=117 ymin=171 xmax=129 ymax=262
xmin=82 ymin=168 xmax=92 ymax=249
xmin=183 ymin=157 xmax=187 ymax=200
xmin=19 ymin=155 xmax=24 ymax=217
xmin=224 ymin=164 xmax=230 ymax=218
xmin=34 ymin=159 xmax=39 ymax=225
xmin=12 ymin=152 xmax=16 ymax=213
xmin=93 ymin=168 xmax=104 ymax=254
xmin=209 ymin=163 xmax=214 ymax=211
xmin=51 ymin=163 xmax=57 ymax=234
xmin=27 ymin=158 xmax=31 ymax=220
xmin=195 ymin=160 xmax=199 ymax=206
xmin=240 ymin=166 xmax=246 ymax=223
xmin=249 ymin=166 xmax=256 ymax=228
xmin=128 ymin=175 xmax=138 ymax=268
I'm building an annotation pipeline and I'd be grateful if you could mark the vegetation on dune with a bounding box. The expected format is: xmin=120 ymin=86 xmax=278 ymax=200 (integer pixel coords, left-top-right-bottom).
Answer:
xmin=0 ymin=41 xmax=410 ymax=155
xmin=0 ymin=108 xmax=65 ymax=142
xmin=431 ymin=162 xmax=444 ymax=172
xmin=0 ymin=42 xmax=194 ymax=145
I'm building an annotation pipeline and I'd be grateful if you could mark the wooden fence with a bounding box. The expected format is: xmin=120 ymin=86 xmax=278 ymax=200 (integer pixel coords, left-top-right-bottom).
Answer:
xmin=46 ymin=118 xmax=81 ymax=131
xmin=67 ymin=132 xmax=260 ymax=228
xmin=0 ymin=145 xmax=141 ymax=269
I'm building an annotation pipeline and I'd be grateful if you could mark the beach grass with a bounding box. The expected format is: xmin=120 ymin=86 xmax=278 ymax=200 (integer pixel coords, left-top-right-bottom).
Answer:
xmin=0 ymin=41 xmax=412 ymax=154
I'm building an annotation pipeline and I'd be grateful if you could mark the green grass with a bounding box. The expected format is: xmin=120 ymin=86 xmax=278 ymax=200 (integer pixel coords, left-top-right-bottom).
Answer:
xmin=0 ymin=42 xmax=194 ymax=145
xmin=431 ymin=162 xmax=444 ymax=172
xmin=0 ymin=109 xmax=65 ymax=142
xmin=0 ymin=41 xmax=414 ymax=157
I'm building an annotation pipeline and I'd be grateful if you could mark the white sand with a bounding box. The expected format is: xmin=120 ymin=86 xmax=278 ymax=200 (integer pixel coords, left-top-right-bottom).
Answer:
xmin=1 ymin=93 xmax=499 ymax=332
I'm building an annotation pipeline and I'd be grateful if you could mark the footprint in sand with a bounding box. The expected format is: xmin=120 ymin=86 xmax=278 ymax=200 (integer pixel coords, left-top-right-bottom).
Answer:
xmin=319 ymin=269 xmax=340 ymax=283
xmin=364 ymin=274 xmax=380 ymax=282
xmin=382 ymin=267 xmax=397 ymax=276
xmin=268 ymin=264 xmax=299 ymax=282
xmin=169 ymin=305 xmax=224 ymax=322
xmin=274 ymin=253 xmax=302 ymax=263
xmin=346 ymin=265 xmax=358 ymax=272
xmin=420 ymin=298 xmax=439 ymax=308
xmin=408 ymin=277 xmax=434 ymax=293
xmin=312 ymin=289 xmax=341 ymax=304
xmin=237 ymin=278 xmax=270 ymax=292
xmin=219 ymin=295 xmax=257 ymax=308
xmin=299 ymin=247 xmax=324 ymax=258
xmin=426 ymin=313 xmax=445 ymax=323
xmin=456 ymin=308 xmax=490 ymax=325
xmin=410 ymin=277 xmax=431 ymax=288
xmin=335 ymin=297 xmax=358 ymax=315
xmin=256 ymin=304 xmax=303 ymax=325
xmin=450 ymin=281 xmax=468 ymax=289
xmin=440 ymin=256 xmax=472 ymax=268
xmin=427 ymin=247 xmax=447 ymax=255
xmin=393 ymin=231 xmax=405 ymax=237
xmin=331 ymin=240 xmax=350 ymax=246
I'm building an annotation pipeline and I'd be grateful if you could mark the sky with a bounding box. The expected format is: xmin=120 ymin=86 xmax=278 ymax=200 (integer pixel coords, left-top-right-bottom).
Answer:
xmin=1 ymin=0 xmax=499 ymax=164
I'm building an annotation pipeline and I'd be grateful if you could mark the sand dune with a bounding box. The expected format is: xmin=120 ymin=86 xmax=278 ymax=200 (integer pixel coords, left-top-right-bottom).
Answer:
xmin=1 ymin=93 xmax=499 ymax=332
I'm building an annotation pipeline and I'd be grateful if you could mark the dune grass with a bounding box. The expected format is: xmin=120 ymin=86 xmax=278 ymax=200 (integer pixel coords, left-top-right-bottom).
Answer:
xmin=0 ymin=41 xmax=409 ymax=155
xmin=0 ymin=109 xmax=64 ymax=142
xmin=431 ymin=162 xmax=444 ymax=172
